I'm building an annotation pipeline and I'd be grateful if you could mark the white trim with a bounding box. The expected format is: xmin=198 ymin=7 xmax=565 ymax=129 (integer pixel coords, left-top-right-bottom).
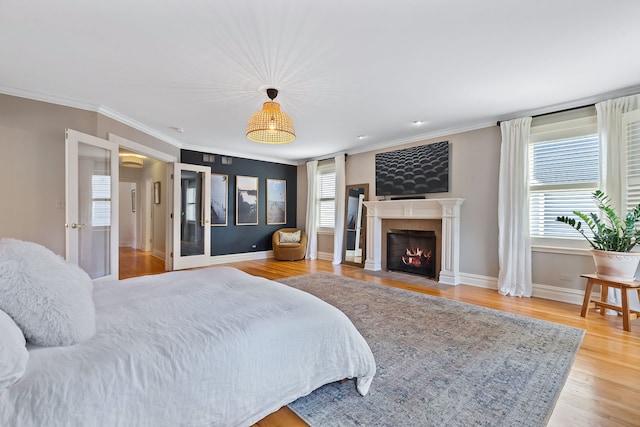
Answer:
xmin=152 ymin=248 xmax=165 ymax=260
xmin=363 ymin=198 xmax=464 ymax=285
xmin=531 ymin=282 xmax=598 ymax=306
xmin=209 ymin=250 xmax=273 ymax=264
xmin=99 ymin=106 xmax=184 ymax=148
xmin=345 ymin=120 xmax=496 ymax=158
xmin=4 ymin=83 xmax=640 ymax=165
xmin=532 ymin=245 xmax=592 ymax=256
xmin=317 ymin=251 xmax=333 ymax=261
xmin=0 ymin=85 xmax=186 ymax=150
xmin=458 ymin=272 xmax=498 ymax=289
xmin=459 ymin=271 xmax=597 ymax=306
xmin=108 ymin=133 xmax=178 ymax=163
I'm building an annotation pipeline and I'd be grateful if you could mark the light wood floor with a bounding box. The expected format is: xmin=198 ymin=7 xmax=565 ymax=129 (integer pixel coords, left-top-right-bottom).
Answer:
xmin=119 ymin=247 xmax=166 ymax=280
xmin=119 ymin=252 xmax=640 ymax=427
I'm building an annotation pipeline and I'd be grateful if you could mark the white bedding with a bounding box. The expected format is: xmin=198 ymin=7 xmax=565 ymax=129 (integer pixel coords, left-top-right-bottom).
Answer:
xmin=0 ymin=266 xmax=376 ymax=427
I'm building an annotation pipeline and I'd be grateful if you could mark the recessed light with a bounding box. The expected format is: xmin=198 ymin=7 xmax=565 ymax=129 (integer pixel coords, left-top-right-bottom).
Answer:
xmin=413 ymin=120 xmax=425 ymax=125
xmin=357 ymin=135 xmax=366 ymax=140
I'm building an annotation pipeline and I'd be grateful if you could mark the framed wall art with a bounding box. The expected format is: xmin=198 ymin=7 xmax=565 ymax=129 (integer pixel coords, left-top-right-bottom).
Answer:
xmin=210 ymin=174 xmax=228 ymax=226
xmin=236 ymin=175 xmax=258 ymax=225
xmin=153 ymin=181 xmax=161 ymax=204
xmin=266 ymin=179 xmax=286 ymax=225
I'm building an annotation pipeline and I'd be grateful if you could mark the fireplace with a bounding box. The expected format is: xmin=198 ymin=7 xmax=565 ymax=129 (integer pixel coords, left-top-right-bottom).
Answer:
xmin=363 ymin=198 xmax=464 ymax=285
xmin=387 ymin=230 xmax=436 ymax=278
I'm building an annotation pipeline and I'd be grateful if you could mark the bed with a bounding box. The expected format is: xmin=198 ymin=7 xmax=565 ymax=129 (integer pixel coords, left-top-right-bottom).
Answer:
xmin=0 ymin=250 xmax=376 ymax=427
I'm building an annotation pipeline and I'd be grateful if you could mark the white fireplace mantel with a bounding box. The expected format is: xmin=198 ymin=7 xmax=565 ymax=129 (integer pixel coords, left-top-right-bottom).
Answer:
xmin=363 ymin=198 xmax=465 ymax=285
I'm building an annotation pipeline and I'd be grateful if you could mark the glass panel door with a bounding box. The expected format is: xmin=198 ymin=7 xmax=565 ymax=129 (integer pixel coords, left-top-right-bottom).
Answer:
xmin=66 ymin=129 xmax=119 ymax=280
xmin=172 ymin=163 xmax=211 ymax=270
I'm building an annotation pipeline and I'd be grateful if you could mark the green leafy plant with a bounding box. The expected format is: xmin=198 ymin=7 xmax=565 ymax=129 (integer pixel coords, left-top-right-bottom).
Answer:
xmin=556 ymin=190 xmax=640 ymax=252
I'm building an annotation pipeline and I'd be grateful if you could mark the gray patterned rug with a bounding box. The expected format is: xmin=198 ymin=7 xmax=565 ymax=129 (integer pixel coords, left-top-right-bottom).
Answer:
xmin=280 ymin=273 xmax=584 ymax=427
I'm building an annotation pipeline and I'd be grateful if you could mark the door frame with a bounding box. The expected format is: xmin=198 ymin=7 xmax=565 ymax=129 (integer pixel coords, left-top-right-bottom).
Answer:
xmin=107 ymin=133 xmax=178 ymax=271
xmin=65 ymin=129 xmax=119 ymax=281
xmin=172 ymin=162 xmax=211 ymax=270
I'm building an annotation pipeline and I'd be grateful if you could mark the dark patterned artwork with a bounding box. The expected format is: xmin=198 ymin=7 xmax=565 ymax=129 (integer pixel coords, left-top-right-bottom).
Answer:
xmin=375 ymin=140 xmax=449 ymax=196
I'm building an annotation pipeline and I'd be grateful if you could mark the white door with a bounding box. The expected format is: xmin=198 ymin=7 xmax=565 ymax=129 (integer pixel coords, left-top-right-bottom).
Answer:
xmin=65 ymin=129 xmax=119 ymax=280
xmin=172 ymin=163 xmax=211 ymax=270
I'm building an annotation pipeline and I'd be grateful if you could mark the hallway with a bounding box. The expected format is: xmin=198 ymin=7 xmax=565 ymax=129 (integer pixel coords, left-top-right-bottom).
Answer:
xmin=119 ymin=247 xmax=165 ymax=279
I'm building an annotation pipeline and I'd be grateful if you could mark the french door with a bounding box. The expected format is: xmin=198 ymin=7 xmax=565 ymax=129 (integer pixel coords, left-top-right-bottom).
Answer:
xmin=172 ymin=163 xmax=211 ymax=270
xmin=65 ymin=129 xmax=119 ymax=280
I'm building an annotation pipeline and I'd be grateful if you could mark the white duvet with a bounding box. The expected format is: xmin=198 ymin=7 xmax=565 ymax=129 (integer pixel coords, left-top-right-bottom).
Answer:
xmin=0 ymin=267 xmax=376 ymax=427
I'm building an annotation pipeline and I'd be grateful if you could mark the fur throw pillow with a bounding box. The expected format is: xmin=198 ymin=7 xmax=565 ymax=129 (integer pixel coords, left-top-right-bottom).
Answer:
xmin=0 ymin=309 xmax=28 ymax=389
xmin=0 ymin=239 xmax=96 ymax=346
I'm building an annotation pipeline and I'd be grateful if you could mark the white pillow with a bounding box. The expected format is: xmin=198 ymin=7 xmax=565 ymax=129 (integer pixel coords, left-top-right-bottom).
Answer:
xmin=0 ymin=239 xmax=96 ymax=346
xmin=279 ymin=230 xmax=301 ymax=244
xmin=0 ymin=309 xmax=28 ymax=389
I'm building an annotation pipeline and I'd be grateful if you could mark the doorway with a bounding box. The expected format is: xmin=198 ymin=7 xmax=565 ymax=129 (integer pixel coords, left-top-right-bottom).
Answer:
xmin=118 ymin=148 xmax=168 ymax=278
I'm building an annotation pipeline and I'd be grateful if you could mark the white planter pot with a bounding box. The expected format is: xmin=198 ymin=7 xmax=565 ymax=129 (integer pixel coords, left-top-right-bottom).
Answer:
xmin=591 ymin=249 xmax=640 ymax=281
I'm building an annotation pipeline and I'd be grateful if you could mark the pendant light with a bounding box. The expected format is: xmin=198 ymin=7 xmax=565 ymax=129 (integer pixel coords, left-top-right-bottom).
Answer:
xmin=246 ymin=88 xmax=296 ymax=144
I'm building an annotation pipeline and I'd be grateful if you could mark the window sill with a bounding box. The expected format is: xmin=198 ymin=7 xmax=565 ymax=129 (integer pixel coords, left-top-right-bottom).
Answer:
xmin=531 ymin=245 xmax=591 ymax=256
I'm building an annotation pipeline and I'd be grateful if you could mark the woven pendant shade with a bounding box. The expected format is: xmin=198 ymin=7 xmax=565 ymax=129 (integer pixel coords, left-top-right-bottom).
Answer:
xmin=246 ymin=89 xmax=296 ymax=144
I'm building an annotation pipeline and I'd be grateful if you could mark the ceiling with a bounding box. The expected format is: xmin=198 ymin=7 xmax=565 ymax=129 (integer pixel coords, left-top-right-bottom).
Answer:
xmin=2 ymin=1 xmax=640 ymax=165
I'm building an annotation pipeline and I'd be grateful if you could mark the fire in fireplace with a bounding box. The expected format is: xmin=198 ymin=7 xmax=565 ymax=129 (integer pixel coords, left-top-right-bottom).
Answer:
xmin=386 ymin=229 xmax=436 ymax=278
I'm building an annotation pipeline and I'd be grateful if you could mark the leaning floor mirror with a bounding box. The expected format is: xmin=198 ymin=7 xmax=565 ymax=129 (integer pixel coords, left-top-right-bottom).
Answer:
xmin=343 ymin=184 xmax=368 ymax=266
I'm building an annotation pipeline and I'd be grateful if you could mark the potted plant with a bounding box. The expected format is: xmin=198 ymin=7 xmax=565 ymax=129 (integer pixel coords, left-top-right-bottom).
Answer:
xmin=556 ymin=190 xmax=640 ymax=281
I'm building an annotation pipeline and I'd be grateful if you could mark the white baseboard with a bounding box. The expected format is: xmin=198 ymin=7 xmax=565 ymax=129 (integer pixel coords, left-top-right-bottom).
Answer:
xmin=458 ymin=272 xmax=497 ymax=289
xmin=317 ymin=251 xmax=333 ymax=262
xmin=458 ymin=272 xmax=594 ymax=306
xmin=119 ymin=241 xmax=135 ymax=248
xmin=152 ymin=248 xmax=165 ymax=260
xmin=209 ymin=250 xmax=274 ymax=265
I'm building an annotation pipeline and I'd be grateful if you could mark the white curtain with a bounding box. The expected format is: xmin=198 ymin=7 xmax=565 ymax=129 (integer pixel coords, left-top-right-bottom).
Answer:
xmin=597 ymin=94 xmax=640 ymax=214
xmin=596 ymin=94 xmax=640 ymax=311
xmin=498 ymin=117 xmax=533 ymax=297
xmin=305 ymin=160 xmax=318 ymax=259
xmin=333 ymin=155 xmax=346 ymax=264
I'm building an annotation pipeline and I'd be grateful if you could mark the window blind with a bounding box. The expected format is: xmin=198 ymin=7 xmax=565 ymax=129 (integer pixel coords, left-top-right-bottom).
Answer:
xmin=91 ymin=175 xmax=111 ymax=227
xmin=529 ymin=132 xmax=599 ymax=239
xmin=317 ymin=165 xmax=336 ymax=228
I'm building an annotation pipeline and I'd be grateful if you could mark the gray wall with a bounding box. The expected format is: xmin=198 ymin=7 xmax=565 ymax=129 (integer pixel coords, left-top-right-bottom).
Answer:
xmin=343 ymin=126 xmax=502 ymax=278
xmin=0 ymin=93 xmax=178 ymax=256
xmin=303 ymin=125 xmax=595 ymax=291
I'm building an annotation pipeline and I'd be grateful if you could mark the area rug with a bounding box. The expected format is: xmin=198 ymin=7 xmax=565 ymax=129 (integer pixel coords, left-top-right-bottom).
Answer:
xmin=279 ymin=273 xmax=585 ymax=427
xmin=360 ymin=269 xmax=453 ymax=290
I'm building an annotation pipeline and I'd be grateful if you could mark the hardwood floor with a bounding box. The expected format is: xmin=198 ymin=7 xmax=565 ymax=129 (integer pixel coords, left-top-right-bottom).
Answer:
xmin=118 ymin=247 xmax=166 ymax=280
xmin=119 ymin=256 xmax=640 ymax=427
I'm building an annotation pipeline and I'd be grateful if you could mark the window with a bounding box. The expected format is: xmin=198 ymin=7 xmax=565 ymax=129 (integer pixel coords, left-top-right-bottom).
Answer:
xmin=186 ymin=184 xmax=197 ymax=222
xmin=316 ymin=161 xmax=336 ymax=229
xmin=91 ymin=175 xmax=111 ymax=227
xmin=623 ymin=109 xmax=640 ymax=212
xmin=529 ymin=108 xmax=598 ymax=242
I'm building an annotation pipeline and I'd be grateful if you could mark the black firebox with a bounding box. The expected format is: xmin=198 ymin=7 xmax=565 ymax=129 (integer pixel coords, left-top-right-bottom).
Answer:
xmin=386 ymin=229 xmax=436 ymax=278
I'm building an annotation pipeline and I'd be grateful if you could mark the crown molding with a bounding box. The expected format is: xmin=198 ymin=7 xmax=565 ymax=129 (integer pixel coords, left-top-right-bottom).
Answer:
xmin=97 ymin=105 xmax=185 ymax=148
xmin=0 ymin=85 xmax=186 ymax=150
xmin=343 ymin=120 xmax=497 ymax=158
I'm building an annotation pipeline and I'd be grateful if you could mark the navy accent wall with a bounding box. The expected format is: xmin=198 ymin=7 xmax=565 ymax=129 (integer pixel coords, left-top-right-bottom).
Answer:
xmin=181 ymin=149 xmax=297 ymax=256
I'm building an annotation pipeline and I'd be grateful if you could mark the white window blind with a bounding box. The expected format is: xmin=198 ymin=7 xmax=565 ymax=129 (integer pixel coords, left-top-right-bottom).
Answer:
xmin=317 ymin=163 xmax=336 ymax=229
xmin=624 ymin=109 xmax=640 ymax=212
xmin=91 ymin=175 xmax=111 ymax=227
xmin=529 ymin=109 xmax=598 ymax=240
